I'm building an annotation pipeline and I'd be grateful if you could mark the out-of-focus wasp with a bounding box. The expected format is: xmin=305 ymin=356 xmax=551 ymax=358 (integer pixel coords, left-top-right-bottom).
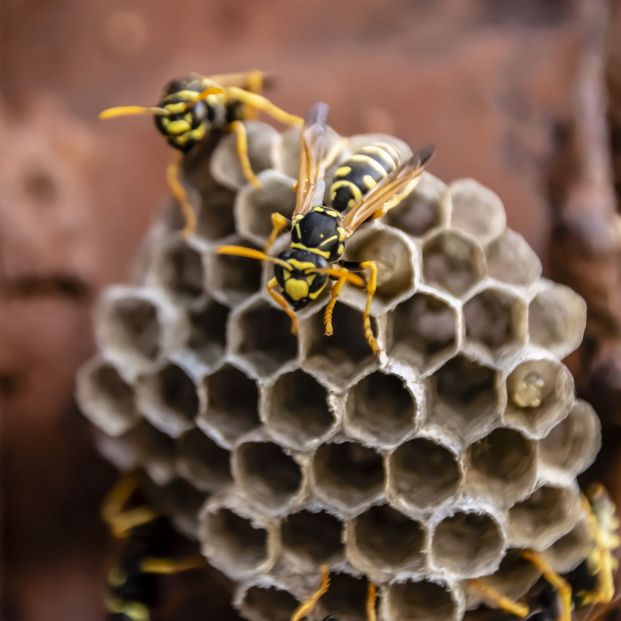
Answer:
xmin=101 ymin=473 xmax=205 ymax=620
xmin=469 ymin=484 xmax=620 ymax=621
xmin=99 ymin=71 xmax=302 ymax=237
xmin=217 ymin=103 xmax=434 ymax=354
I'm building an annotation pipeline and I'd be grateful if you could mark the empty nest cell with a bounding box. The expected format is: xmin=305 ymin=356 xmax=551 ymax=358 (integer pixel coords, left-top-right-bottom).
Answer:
xmin=348 ymin=504 xmax=426 ymax=575
xmin=505 ymin=359 xmax=574 ymax=437
xmin=238 ymin=584 xmax=299 ymax=621
xmin=201 ymin=364 xmax=260 ymax=446
xmin=195 ymin=182 xmax=237 ymax=241
xmin=430 ymin=510 xmax=504 ymax=577
xmin=312 ymin=442 xmax=385 ymax=513
xmin=153 ymin=238 xmax=205 ymax=303
xmin=319 ymin=572 xmax=369 ymax=621
xmin=485 ymin=230 xmax=541 ymax=286
xmin=280 ymin=509 xmax=344 ymax=569
xmin=388 ymin=438 xmax=461 ymax=511
xmin=231 ymin=299 xmax=298 ymax=378
xmin=422 ymin=230 xmax=485 ymax=297
xmin=386 ymin=580 xmax=457 ymax=621
xmin=388 ymin=292 xmax=458 ymax=373
xmin=542 ymin=520 xmax=591 ymax=573
xmin=262 ymin=370 xmax=335 ymax=450
xmin=465 ymin=428 xmax=537 ymax=506
xmin=345 ymin=371 xmax=416 ymax=446
xmin=185 ymin=299 xmax=229 ymax=366
xmin=233 ymin=441 xmax=303 ymax=513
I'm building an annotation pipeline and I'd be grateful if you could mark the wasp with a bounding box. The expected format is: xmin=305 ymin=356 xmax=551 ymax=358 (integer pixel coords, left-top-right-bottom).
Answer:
xmin=99 ymin=70 xmax=302 ymax=237
xmin=101 ymin=473 xmax=205 ymax=620
xmin=217 ymin=103 xmax=434 ymax=354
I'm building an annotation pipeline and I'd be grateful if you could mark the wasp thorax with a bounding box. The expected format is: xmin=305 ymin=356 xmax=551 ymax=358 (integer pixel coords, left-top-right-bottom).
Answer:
xmin=274 ymin=248 xmax=329 ymax=310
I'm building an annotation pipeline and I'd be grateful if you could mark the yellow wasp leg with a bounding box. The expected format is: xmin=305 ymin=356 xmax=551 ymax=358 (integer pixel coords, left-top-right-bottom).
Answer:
xmin=225 ymin=87 xmax=303 ymax=127
xmin=359 ymin=260 xmax=380 ymax=355
xmin=267 ymin=277 xmax=299 ymax=335
xmin=318 ymin=266 xmax=365 ymax=337
xmin=468 ymin=579 xmax=529 ymax=618
xmin=290 ymin=565 xmax=330 ymax=621
xmin=264 ymin=212 xmax=290 ymax=252
xmin=366 ymin=582 xmax=378 ymax=621
xmin=139 ymin=555 xmax=206 ymax=575
xmin=166 ymin=157 xmax=196 ymax=239
xmin=521 ymin=550 xmax=572 ymax=621
xmin=229 ymin=120 xmax=261 ymax=189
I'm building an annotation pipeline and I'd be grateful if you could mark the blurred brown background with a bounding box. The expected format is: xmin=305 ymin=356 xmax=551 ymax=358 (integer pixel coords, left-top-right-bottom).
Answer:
xmin=2 ymin=0 xmax=621 ymax=619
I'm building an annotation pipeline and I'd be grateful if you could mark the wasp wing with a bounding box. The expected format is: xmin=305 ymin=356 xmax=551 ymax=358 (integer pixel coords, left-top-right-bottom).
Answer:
xmin=293 ymin=102 xmax=330 ymax=218
xmin=340 ymin=144 xmax=435 ymax=236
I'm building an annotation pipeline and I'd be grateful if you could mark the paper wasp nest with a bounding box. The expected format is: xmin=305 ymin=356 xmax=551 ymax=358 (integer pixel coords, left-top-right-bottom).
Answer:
xmin=78 ymin=122 xmax=601 ymax=621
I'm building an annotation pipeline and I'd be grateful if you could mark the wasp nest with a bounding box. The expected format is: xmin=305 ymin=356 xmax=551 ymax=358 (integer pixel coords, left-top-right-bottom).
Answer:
xmin=78 ymin=121 xmax=600 ymax=621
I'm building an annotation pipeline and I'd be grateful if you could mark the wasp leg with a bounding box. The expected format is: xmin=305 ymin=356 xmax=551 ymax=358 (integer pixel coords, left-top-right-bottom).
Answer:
xmin=267 ymin=277 xmax=299 ymax=335
xmin=166 ymin=157 xmax=196 ymax=239
xmin=139 ymin=555 xmax=206 ymax=575
xmin=359 ymin=260 xmax=380 ymax=354
xmin=291 ymin=565 xmax=330 ymax=621
xmin=366 ymin=582 xmax=378 ymax=621
xmin=264 ymin=212 xmax=291 ymax=252
xmin=209 ymin=69 xmax=265 ymax=94
xmin=320 ymin=267 xmax=365 ymax=337
xmin=229 ymin=120 xmax=261 ymax=189
xmin=521 ymin=550 xmax=572 ymax=621
xmin=225 ymin=87 xmax=303 ymax=127
xmin=468 ymin=579 xmax=529 ymax=618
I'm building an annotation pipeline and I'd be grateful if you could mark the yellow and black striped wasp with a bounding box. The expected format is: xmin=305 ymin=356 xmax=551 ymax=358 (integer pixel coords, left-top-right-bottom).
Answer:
xmin=99 ymin=70 xmax=302 ymax=237
xmin=217 ymin=103 xmax=434 ymax=354
xmin=101 ymin=473 xmax=205 ymax=620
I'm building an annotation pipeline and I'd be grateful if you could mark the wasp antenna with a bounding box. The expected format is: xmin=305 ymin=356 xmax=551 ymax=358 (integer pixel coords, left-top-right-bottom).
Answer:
xmin=416 ymin=144 xmax=436 ymax=166
xmin=216 ymin=245 xmax=291 ymax=270
xmin=193 ymin=85 xmax=226 ymax=103
xmin=99 ymin=106 xmax=170 ymax=120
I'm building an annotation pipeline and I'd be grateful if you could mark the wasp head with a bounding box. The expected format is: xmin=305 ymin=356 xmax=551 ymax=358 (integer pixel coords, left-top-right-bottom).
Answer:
xmin=274 ymin=248 xmax=329 ymax=310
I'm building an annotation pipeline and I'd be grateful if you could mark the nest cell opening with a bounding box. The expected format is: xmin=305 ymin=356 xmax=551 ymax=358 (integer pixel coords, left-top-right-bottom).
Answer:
xmin=387 ymin=580 xmax=457 ymax=621
xmin=240 ymin=585 xmax=299 ymax=621
xmin=185 ymin=300 xmax=229 ymax=365
xmin=155 ymin=240 xmax=205 ymax=303
xmin=176 ymin=428 xmax=232 ymax=492
xmin=234 ymin=442 xmax=302 ymax=512
xmin=485 ymin=230 xmax=541 ymax=286
xmin=130 ymin=423 xmax=176 ymax=485
xmin=263 ymin=370 xmax=334 ymax=449
xmin=388 ymin=438 xmax=461 ymax=510
xmin=350 ymin=504 xmax=425 ymax=571
xmin=202 ymin=365 xmax=260 ymax=444
xmin=312 ymin=442 xmax=385 ymax=511
xmin=320 ymin=572 xmax=368 ymax=621
xmin=196 ymin=183 xmax=237 ymax=241
xmin=203 ymin=508 xmax=269 ymax=575
xmin=430 ymin=355 xmax=500 ymax=442
xmin=422 ymin=231 xmax=484 ymax=297
xmin=388 ymin=292 xmax=458 ymax=372
xmin=281 ymin=509 xmax=344 ymax=567
xmin=431 ymin=511 xmax=504 ymax=576
xmin=345 ymin=371 xmax=416 ymax=445
xmin=464 ymin=288 xmax=525 ymax=354
xmin=505 ymin=360 xmax=573 ymax=436
xmin=208 ymin=243 xmax=262 ymax=306
xmin=233 ymin=301 xmax=298 ymax=377
xmin=151 ymin=478 xmax=204 ymax=533
xmin=543 ymin=520 xmax=591 ymax=572
xmin=466 ymin=428 xmax=537 ymax=505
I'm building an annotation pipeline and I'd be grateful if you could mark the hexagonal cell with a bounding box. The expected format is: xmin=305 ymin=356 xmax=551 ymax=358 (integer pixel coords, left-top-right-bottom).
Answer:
xmin=385 ymin=580 xmax=458 ymax=621
xmin=235 ymin=170 xmax=296 ymax=247
xmin=77 ymin=359 xmax=140 ymax=436
xmin=429 ymin=355 xmax=501 ymax=444
xmin=383 ymin=172 xmax=448 ymax=237
xmin=342 ymin=226 xmax=416 ymax=311
xmin=200 ymin=364 xmax=260 ymax=446
xmin=388 ymin=438 xmax=461 ymax=512
xmin=176 ymin=428 xmax=232 ymax=492
xmin=185 ymin=299 xmax=229 ymax=366
xmin=388 ymin=292 xmax=458 ymax=373
xmin=238 ymin=584 xmax=299 ymax=621
xmin=206 ymin=240 xmax=262 ymax=306
xmin=137 ymin=362 xmax=201 ymax=437
xmin=463 ymin=288 xmax=526 ymax=356
xmin=543 ymin=520 xmax=591 ymax=573
xmin=210 ymin=120 xmax=278 ymax=190
xmin=430 ymin=510 xmax=504 ymax=577
xmin=505 ymin=359 xmax=574 ymax=437
xmin=422 ymin=231 xmax=485 ymax=297
xmin=280 ymin=509 xmax=344 ymax=570
xmin=528 ymin=284 xmax=586 ymax=357
xmin=345 ymin=371 xmax=416 ymax=446
xmin=301 ymin=302 xmax=377 ymax=388
xmin=485 ymin=230 xmax=542 ymax=286
xmin=465 ymin=428 xmax=537 ymax=506
xmin=231 ymin=299 xmax=298 ymax=378
xmin=262 ymin=370 xmax=335 ymax=450
xmin=152 ymin=238 xmax=205 ymax=304
xmin=312 ymin=442 xmax=385 ymax=514
xmin=347 ymin=504 xmax=426 ymax=577
xmin=195 ymin=182 xmax=237 ymax=241
xmin=319 ymin=572 xmax=369 ymax=621
xmin=449 ymin=179 xmax=506 ymax=244
xmin=201 ymin=506 xmax=273 ymax=579
xmin=508 ymin=485 xmax=581 ymax=548
xmin=233 ymin=441 xmax=303 ymax=514
xmin=538 ymin=400 xmax=600 ymax=478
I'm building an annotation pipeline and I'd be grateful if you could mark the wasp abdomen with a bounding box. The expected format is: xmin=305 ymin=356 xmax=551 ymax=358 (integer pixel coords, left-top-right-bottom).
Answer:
xmin=329 ymin=143 xmax=401 ymax=212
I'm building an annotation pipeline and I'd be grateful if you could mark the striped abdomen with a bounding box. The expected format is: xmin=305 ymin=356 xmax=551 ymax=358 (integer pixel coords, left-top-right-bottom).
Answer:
xmin=329 ymin=142 xmax=401 ymax=212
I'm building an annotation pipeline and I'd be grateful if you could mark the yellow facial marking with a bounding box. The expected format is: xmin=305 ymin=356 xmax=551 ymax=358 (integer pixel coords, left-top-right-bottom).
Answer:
xmin=284 ymin=278 xmax=309 ymax=301
xmin=166 ymin=119 xmax=192 ymax=135
xmin=287 ymin=258 xmax=317 ymax=271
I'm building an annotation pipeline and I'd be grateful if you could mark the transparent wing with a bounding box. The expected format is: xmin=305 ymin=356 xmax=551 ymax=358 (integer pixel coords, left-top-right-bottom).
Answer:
xmin=340 ymin=144 xmax=435 ymax=235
